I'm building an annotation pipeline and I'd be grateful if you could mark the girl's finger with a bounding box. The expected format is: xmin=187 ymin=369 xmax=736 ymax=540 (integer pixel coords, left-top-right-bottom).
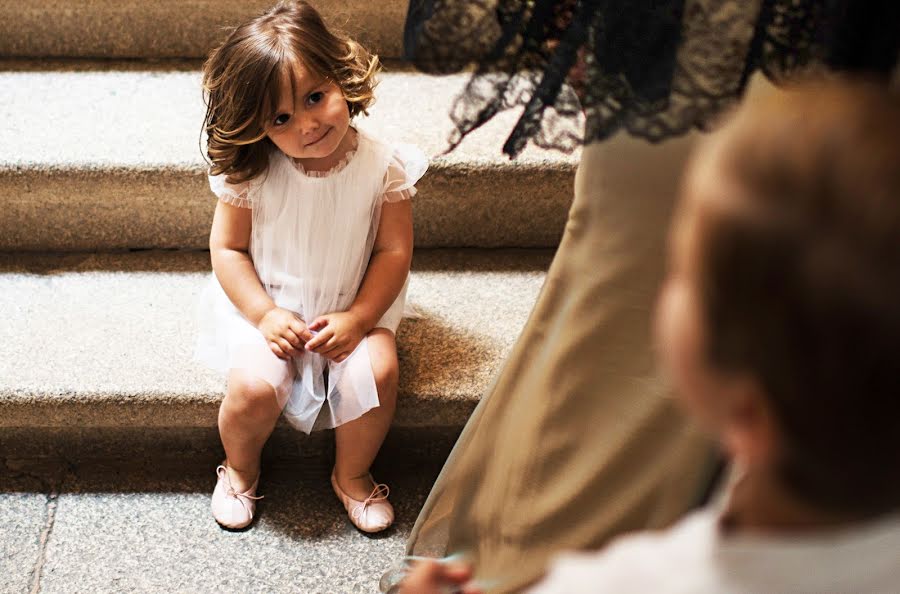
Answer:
xmin=283 ymin=328 xmax=302 ymax=348
xmin=314 ymin=336 xmax=342 ymax=356
xmin=305 ymin=327 xmax=334 ymax=351
xmin=308 ymin=317 xmax=327 ymax=332
xmin=269 ymin=341 xmax=288 ymax=360
xmin=277 ymin=338 xmax=299 ymax=357
xmin=289 ymin=320 xmax=312 ymax=343
xmin=334 ymin=351 xmax=350 ymax=363
xmin=320 ymin=344 xmax=344 ymax=360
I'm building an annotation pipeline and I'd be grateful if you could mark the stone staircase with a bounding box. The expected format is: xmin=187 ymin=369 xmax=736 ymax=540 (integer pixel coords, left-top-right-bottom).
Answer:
xmin=0 ymin=2 xmax=575 ymax=592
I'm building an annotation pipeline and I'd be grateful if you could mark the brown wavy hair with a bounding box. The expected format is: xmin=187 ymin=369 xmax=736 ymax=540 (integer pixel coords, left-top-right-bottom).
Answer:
xmin=202 ymin=0 xmax=380 ymax=183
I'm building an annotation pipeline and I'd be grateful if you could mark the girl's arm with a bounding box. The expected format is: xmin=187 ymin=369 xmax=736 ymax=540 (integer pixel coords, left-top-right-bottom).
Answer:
xmin=305 ymin=199 xmax=413 ymax=359
xmin=209 ymin=200 xmax=275 ymax=325
xmin=209 ymin=200 xmax=310 ymax=358
xmin=350 ymin=199 xmax=414 ymax=330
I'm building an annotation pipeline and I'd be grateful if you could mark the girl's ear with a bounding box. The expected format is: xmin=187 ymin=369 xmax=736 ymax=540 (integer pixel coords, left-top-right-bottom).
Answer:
xmin=719 ymin=378 xmax=780 ymax=470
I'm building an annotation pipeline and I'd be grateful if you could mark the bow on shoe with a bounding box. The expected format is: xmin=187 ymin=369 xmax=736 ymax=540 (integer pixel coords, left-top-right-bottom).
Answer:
xmin=217 ymin=465 xmax=264 ymax=517
xmin=351 ymin=483 xmax=391 ymax=521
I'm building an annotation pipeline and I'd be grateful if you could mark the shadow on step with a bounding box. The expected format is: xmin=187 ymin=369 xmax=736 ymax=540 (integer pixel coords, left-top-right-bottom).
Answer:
xmin=0 ymin=426 xmax=459 ymax=490
xmin=0 ymin=248 xmax=554 ymax=274
xmin=0 ymin=444 xmax=446 ymax=544
xmin=411 ymin=248 xmax=554 ymax=273
xmin=0 ymin=250 xmax=211 ymax=273
xmin=0 ymin=426 xmax=454 ymax=541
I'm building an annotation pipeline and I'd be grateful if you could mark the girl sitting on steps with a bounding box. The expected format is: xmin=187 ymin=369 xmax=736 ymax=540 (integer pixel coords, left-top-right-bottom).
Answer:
xmin=194 ymin=0 xmax=427 ymax=533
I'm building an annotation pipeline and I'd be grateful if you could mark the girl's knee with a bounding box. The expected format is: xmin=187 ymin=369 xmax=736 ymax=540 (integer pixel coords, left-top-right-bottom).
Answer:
xmin=367 ymin=329 xmax=399 ymax=405
xmin=225 ymin=372 xmax=281 ymax=415
xmin=373 ymin=360 xmax=399 ymax=406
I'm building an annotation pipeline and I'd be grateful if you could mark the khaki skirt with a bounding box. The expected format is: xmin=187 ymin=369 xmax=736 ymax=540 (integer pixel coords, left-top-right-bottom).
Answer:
xmin=404 ymin=132 xmax=716 ymax=593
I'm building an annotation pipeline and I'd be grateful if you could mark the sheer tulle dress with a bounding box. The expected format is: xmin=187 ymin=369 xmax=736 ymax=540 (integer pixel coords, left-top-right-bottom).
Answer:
xmin=195 ymin=129 xmax=427 ymax=434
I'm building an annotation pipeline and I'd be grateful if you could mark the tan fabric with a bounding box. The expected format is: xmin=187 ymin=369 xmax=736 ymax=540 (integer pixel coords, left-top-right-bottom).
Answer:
xmin=406 ymin=133 xmax=715 ymax=592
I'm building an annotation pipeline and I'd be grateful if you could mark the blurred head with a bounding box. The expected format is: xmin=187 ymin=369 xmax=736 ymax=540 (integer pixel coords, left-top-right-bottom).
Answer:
xmin=201 ymin=0 xmax=380 ymax=183
xmin=656 ymin=78 xmax=900 ymax=517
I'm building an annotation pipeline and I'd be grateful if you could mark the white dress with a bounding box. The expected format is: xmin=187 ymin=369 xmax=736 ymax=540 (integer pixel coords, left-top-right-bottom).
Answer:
xmin=195 ymin=129 xmax=427 ymax=434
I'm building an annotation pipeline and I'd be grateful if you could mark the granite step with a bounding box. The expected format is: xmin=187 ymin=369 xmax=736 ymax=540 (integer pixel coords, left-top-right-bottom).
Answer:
xmin=0 ymin=0 xmax=407 ymax=59
xmin=0 ymin=249 xmax=551 ymax=455
xmin=1 ymin=452 xmax=443 ymax=594
xmin=0 ymin=60 xmax=578 ymax=251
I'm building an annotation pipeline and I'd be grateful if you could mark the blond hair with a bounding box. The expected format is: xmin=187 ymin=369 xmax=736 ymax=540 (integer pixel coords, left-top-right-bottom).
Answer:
xmin=202 ymin=1 xmax=380 ymax=183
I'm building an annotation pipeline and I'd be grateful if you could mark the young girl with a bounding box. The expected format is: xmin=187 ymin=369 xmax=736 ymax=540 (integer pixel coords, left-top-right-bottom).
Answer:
xmin=194 ymin=0 xmax=427 ymax=533
xmin=400 ymin=79 xmax=900 ymax=592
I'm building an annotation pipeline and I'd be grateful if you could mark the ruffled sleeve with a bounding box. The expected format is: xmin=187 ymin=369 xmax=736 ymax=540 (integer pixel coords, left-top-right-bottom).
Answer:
xmin=208 ymin=173 xmax=260 ymax=209
xmin=382 ymin=144 xmax=428 ymax=204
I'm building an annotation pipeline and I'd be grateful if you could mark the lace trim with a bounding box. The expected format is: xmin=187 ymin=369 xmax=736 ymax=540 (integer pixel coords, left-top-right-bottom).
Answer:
xmin=291 ymin=130 xmax=361 ymax=178
xmin=380 ymin=146 xmax=428 ymax=203
xmin=209 ymin=171 xmax=259 ymax=209
xmin=218 ymin=187 xmax=254 ymax=209
xmin=383 ymin=186 xmax=418 ymax=204
xmin=404 ymin=0 xmax=899 ymax=157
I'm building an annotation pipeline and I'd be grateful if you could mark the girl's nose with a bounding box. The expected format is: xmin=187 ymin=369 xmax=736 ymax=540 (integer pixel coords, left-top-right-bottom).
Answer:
xmin=296 ymin=112 xmax=319 ymax=136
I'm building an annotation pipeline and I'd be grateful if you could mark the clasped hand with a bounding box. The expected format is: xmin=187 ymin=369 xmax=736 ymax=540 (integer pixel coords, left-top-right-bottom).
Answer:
xmin=258 ymin=308 xmax=365 ymax=363
xmin=257 ymin=307 xmax=313 ymax=360
xmin=304 ymin=311 xmax=366 ymax=363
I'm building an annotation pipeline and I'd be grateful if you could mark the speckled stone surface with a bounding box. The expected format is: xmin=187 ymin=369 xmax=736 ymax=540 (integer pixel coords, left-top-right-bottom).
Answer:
xmin=0 ymin=249 xmax=551 ymax=429
xmin=0 ymin=63 xmax=577 ymax=250
xmin=0 ymin=494 xmax=45 ymax=593
xmin=0 ymin=469 xmax=54 ymax=594
xmin=5 ymin=454 xmax=443 ymax=594
xmin=0 ymin=1 xmax=406 ymax=59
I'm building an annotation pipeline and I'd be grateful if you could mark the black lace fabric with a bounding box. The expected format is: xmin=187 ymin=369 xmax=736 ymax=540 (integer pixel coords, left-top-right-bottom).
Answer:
xmin=404 ymin=0 xmax=899 ymax=158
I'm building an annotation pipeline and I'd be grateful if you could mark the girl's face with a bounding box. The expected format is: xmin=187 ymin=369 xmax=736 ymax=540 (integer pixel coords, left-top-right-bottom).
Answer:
xmin=265 ymin=61 xmax=351 ymax=163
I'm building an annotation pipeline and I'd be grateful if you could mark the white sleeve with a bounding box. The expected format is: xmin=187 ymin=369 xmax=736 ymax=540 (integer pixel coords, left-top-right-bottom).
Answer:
xmin=208 ymin=173 xmax=259 ymax=209
xmin=381 ymin=144 xmax=428 ymax=203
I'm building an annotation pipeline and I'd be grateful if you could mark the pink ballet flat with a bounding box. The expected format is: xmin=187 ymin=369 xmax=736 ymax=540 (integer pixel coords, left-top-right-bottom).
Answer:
xmin=211 ymin=464 xmax=263 ymax=529
xmin=331 ymin=471 xmax=394 ymax=533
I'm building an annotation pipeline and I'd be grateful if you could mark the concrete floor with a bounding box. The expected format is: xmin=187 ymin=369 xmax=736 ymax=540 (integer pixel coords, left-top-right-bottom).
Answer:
xmin=1 ymin=452 xmax=444 ymax=594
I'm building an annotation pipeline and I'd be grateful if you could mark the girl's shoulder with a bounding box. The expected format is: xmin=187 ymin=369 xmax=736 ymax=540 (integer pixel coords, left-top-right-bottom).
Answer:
xmin=381 ymin=142 xmax=428 ymax=204
xmin=208 ymin=171 xmax=266 ymax=209
xmin=356 ymin=129 xmax=429 ymax=202
xmin=207 ymin=149 xmax=281 ymax=208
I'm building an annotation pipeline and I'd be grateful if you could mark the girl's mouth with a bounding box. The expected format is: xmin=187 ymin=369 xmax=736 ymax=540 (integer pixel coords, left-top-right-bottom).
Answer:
xmin=306 ymin=128 xmax=331 ymax=147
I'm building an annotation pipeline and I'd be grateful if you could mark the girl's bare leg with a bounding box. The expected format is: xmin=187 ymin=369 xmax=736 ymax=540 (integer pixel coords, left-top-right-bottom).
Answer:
xmin=218 ymin=369 xmax=286 ymax=492
xmin=333 ymin=328 xmax=399 ymax=500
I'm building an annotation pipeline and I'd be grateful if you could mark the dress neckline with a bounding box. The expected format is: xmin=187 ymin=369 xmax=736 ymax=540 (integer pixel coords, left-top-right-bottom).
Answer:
xmin=290 ymin=127 xmax=360 ymax=179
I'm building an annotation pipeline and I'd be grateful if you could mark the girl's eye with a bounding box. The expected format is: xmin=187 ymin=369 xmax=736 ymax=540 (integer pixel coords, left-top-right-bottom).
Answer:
xmin=307 ymin=91 xmax=324 ymax=106
xmin=273 ymin=113 xmax=290 ymax=126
